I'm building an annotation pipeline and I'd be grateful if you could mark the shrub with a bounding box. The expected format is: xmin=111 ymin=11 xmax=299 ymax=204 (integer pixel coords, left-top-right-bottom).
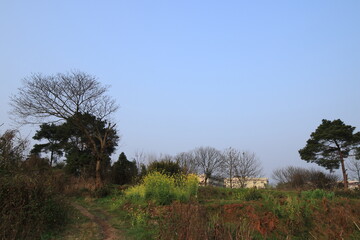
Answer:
xmin=125 ymin=172 xmax=198 ymax=205
xmin=147 ymin=159 xmax=182 ymax=176
xmin=125 ymin=185 xmax=146 ymax=201
xmin=0 ymin=173 xmax=69 ymax=240
xmin=143 ymin=171 xmax=176 ymax=205
xmin=184 ymin=174 xmax=199 ymax=197
xmin=334 ymin=189 xmax=360 ymax=199
xmin=92 ymin=184 xmax=112 ymax=198
xmin=234 ymin=188 xmax=263 ymax=201
xmin=273 ymin=166 xmax=338 ymax=190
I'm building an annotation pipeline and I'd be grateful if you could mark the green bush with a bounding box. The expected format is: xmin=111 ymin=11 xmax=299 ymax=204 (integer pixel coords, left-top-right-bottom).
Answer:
xmin=125 ymin=172 xmax=198 ymax=205
xmin=143 ymin=171 xmax=176 ymax=205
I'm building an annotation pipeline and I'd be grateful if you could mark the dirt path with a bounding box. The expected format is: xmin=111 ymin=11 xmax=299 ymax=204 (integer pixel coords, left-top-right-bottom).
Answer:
xmin=71 ymin=202 xmax=122 ymax=240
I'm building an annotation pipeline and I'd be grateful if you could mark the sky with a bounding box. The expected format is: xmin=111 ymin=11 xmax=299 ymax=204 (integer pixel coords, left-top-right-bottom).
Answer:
xmin=1 ymin=1 xmax=359 ymax=180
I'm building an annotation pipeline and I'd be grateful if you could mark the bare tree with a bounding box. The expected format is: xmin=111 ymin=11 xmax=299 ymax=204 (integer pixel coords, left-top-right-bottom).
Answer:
xmin=133 ymin=150 xmax=146 ymax=168
xmin=10 ymin=71 xmax=118 ymax=124
xmin=10 ymin=71 xmax=119 ymax=187
xmin=222 ymin=147 xmax=240 ymax=188
xmin=174 ymin=151 xmax=197 ymax=174
xmin=347 ymin=157 xmax=360 ymax=182
xmin=193 ymin=146 xmax=223 ymax=186
xmin=272 ymin=166 xmax=304 ymax=185
xmin=272 ymin=166 xmax=338 ymax=189
xmin=234 ymin=151 xmax=263 ymax=188
xmin=0 ymin=129 xmax=28 ymax=171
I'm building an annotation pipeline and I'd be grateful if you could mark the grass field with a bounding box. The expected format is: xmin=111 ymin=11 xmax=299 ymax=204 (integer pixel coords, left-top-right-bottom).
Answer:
xmin=53 ymin=185 xmax=360 ymax=240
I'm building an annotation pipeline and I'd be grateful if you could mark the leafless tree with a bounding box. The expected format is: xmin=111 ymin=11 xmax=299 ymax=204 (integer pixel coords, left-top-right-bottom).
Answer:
xmin=10 ymin=71 xmax=119 ymax=187
xmin=222 ymin=147 xmax=240 ymax=188
xmin=272 ymin=166 xmax=338 ymax=189
xmin=193 ymin=146 xmax=223 ymax=186
xmin=233 ymin=151 xmax=263 ymax=188
xmin=10 ymin=71 xmax=118 ymax=124
xmin=0 ymin=129 xmax=28 ymax=170
xmin=347 ymin=157 xmax=360 ymax=182
xmin=174 ymin=151 xmax=198 ymax=174
xmin=133 ymin=150 xmax=146 ymax=169
xmin=272 ymin=166 xmax=304 ymax=185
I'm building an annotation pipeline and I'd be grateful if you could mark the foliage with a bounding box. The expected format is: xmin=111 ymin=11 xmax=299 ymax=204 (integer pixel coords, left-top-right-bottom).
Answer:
xmin=11 ymin=71 xmax=119 ymax=187
xmin=235 ymin=188 xmax=263 ymax=201
xmin=65 ymin=113 xmax=118 ymax=180
xmin=64 ymin=148 xmax=96 ymax=177
xmin=125 ymin=185 xmax=146 ymax=203
xmin=144 ymin=172 xmax=176 ymax=205
xmin=30 ymin=113 xmax=119 ymax=181
xmin=76 ymin=184 xmax=360 ymax=240
xmin=111 ymin=152 xmax=138 ymax=185
xmin=299 ymin=119 xmax=360 ymax=188
xmin=334 ymin=189 xmax=360 ymax=199
xmin=301 ymin=189 xmax=335 ymax=200
xmin=0 ymin=172 xmax=69 ymax=240
xmin=92 ymin=184 xmax=112 ymax=198
xmin=31 ymin=123 xmax=65 ymax=166
xmin=125 ymin=172 xmax=198 ymax=205
xmin=147 ymin=159 xmax=183 ymax=176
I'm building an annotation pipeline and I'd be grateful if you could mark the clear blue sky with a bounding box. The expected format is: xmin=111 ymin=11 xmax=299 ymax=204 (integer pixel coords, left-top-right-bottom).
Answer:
xmin=1 ymin=1 xmax=359 ymax=179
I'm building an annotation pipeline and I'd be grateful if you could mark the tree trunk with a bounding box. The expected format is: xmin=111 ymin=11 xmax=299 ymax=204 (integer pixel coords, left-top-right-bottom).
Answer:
xmin=50 ymin=150 xmax=53 ymax=166
xmin=339 ymin=151 xmax=348 ymax=189
xmin=229 ymin=167 xmax=233 ymax=188
xmin=95 ymin=158 xmax=103 ymax=188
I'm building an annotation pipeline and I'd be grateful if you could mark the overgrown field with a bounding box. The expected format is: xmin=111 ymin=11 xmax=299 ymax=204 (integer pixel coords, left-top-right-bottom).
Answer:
xmin=3 ymin=170 xmax=360 ymax=239
xmin=75 ymin=172 xmax=360 ymax=240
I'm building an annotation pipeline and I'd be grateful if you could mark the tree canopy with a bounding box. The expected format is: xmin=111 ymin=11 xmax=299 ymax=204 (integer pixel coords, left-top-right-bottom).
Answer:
xmin=299 ymin=119 xmax=360 ymax=188
xmin=31 ymin=123 xmax=65 ymax=166
xmin=10 ymin=71 xmax=118 ymax=124
xmin=194 ymin=146 xmax=223 ymax=186
xmin=147 ymin=159 xmax=182 ymax=176
xmin=32 ymin=113 xmax=119 ymax=179
xmin=111 ymin=152 xmax=138 ymax=185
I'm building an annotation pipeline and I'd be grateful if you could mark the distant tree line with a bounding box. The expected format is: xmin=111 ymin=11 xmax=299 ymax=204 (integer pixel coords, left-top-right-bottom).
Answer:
xmin=120 ymin=146 xmax=264 ymax=187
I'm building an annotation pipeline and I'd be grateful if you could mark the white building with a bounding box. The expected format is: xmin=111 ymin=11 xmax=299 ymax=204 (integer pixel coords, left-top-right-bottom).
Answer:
xmin=198 ymin=174 xmax=268 ymax=189
xmin=224 ymin=177 xmax=269 ymax=189
xmin=348 ymin=180 xmax=360 ymax=190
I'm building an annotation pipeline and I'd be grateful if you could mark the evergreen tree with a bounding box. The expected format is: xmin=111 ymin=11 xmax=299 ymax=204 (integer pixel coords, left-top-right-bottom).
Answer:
xmin=31 ymin=113 xmax=118 ymax=180
xmin=299 ymin=119 xmax=360 ymax=188
xmin=31 ymin=123 xmax=65 ymax=166
xmin=111 ymin=152 xmax=138 ymax=185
